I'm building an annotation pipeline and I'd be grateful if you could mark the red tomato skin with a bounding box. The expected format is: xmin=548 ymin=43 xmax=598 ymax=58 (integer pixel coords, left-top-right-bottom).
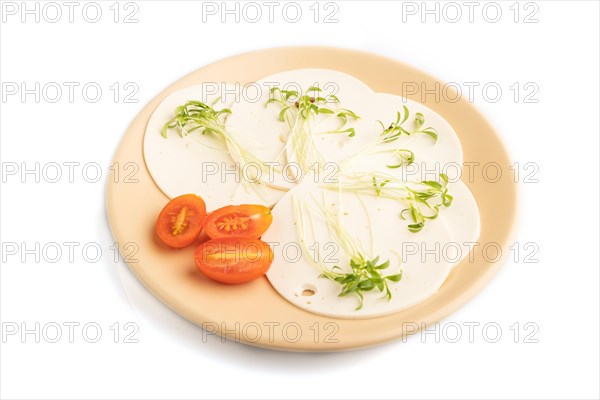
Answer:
xmin=203 ymin=204 xmax=272 ymax=240
xmin=194 ymin=238 xmax=274 ymax=284
xmin=155 ymin=194 xmax=206 ymax=249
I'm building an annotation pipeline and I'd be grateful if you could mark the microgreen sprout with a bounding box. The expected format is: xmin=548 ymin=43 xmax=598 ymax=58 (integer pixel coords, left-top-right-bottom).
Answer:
xmin=161 ymin=100 xmax=271 ymax=176
xmin=267 ymin=86 xmax=359 ymax=136
xmin=387 ymin=149 xmax=415 ymax=169
xmin=400 ymin=173 xmax=453 ymax=233
xmin=323 ymin=172 xmax=453 ymax=233
xmin=321 ymin=256 xmax=402 ymax=310
xmin=292 ymin=194 xmax=402 ymax=310
xmin=161 ymin=100 xmax=231 ymax=139
xmin=378 ymin=106 xmax=438 ymax=143
xmin=372 ymin=176 xmax=390 ymax=196
xmin=266 ymin=86 xmax=360 ymax=174
xmin=337 ymin=106 xmax=438 ymax=173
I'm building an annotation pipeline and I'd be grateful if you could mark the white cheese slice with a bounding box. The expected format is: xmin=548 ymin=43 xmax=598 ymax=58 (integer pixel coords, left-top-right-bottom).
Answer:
xmin=225 ymin=69 xmax=376 ymax=189
xmin=143 ymin=84 xmax=285 ymax=209
xmin=263 ymin=178 xmax=458 ymax=319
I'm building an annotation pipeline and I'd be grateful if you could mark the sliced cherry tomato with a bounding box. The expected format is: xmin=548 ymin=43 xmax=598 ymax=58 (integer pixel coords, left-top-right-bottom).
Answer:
xmin=155 ymin=194 xmax=206 ymax=248
xmin=204 ymin=204 xmax=272 ymax=239
xmin=194 ymin=238 xmax=274 ymax=284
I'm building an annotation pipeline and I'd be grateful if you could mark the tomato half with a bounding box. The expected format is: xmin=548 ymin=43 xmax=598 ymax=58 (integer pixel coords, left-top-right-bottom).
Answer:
xmin=155 ymin=194 xmax=207 ymax=248
xmin=194 ymin=238 xmax=274 ymax=284
xmin=203 ymin=204 xmax=272 ymax=239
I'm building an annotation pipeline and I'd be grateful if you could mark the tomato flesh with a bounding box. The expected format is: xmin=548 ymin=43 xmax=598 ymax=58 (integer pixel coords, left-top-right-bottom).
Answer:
xmin=195 ymin=238 xmax=273 ymax=284
xmin=204 ymin=204 xmax=272 ymax=239
xmin=156 ymin=194 xmax=206 ymax=248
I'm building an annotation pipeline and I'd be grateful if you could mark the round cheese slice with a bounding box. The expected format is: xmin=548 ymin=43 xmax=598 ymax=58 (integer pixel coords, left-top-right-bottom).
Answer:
xmin=225 ymin=69 xmax=376 ymax=190
xmin=263 ymin=179 xmax=458 ymax=319
xmin=143 ymin=84 xmax=286 ymax=209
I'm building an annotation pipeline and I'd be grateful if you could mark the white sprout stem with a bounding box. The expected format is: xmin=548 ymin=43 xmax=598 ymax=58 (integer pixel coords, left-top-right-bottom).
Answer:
xmin=293 ymin=192 xmax=372 ymax=274
xmin=311 ymin=192 xmax=369 ymax=262
xmin=292 ymin=195 xmax=328 ymax=274
xmin=336 ymin=130 xmax=385 ymax=172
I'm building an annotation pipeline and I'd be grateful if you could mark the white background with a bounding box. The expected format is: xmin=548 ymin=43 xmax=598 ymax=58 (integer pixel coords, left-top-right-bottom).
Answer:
xmin=1 ymin=1 xmax=599 ymax=399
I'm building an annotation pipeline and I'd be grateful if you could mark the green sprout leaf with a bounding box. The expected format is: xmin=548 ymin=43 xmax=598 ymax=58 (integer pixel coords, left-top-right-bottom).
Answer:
xmin=318 ymin=108 xmax=335 ymax=115
xmin=387 ymin=149 xmax=415 ymax=168
xmin=377 ymin=108 xmax=439 ymax=164
xmin=320 ymin=255 xmax=402 ymax=310
xmin=415 ymin=112 xmax=425 ymax=130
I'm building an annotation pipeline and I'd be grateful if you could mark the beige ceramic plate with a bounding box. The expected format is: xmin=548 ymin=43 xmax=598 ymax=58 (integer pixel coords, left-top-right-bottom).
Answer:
xmin=106 ymin=47 xmax=517 ymax=351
